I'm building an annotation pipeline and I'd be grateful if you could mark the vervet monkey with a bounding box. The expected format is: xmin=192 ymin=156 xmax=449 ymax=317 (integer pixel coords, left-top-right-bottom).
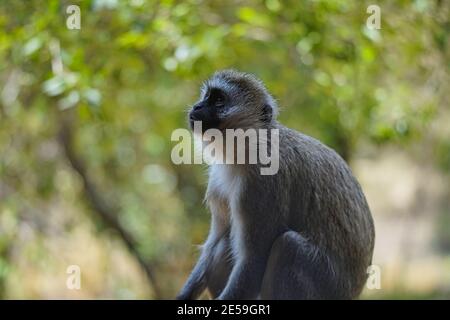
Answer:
xmin=177 ymin=70 xmax=375 ymax=300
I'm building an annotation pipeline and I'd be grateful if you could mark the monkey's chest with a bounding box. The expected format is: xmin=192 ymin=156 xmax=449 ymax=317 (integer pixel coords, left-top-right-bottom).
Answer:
xmin=208 ymin=165 xmax=246 ymax=261
xmin=208 ymin=165 xmax=243 ymax=204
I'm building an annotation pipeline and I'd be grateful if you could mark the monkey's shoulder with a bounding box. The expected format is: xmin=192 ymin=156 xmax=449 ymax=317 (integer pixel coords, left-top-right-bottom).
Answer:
xmin=276 ymin=125 xmax=368 ymax=203
xmin=278 ymin=126 xmax=350 ymax=170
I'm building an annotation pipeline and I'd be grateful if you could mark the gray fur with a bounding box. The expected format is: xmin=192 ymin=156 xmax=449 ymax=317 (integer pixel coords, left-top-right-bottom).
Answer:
xmin=178 ymin=70 xmax=375 ymax=300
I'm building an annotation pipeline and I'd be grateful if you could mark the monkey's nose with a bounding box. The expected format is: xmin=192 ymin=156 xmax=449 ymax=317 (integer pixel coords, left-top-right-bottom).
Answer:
xmin=192 ymin=103 xmax=203 ymax=111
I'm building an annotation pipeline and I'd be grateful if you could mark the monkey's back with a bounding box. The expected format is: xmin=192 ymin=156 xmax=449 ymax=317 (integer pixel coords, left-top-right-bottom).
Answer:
xmin=276 ymin=124 xmax=375 ymax=297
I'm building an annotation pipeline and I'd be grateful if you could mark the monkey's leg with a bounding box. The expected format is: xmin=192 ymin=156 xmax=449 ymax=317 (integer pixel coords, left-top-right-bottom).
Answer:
xmin=206 ymin=235 xmax=233 ymax=298
xmin=260 ymin=231 xmax=341 ymax=300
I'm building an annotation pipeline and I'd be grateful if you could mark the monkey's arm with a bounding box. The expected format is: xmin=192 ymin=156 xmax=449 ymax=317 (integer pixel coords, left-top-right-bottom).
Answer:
xmin=177 ymin=199 xmax=229 ymax=300
xmin=216 ymin=218 xmax=278 ymax=300
xmin=216 ymin=173 xmax=285 ymax=300
xmin=216 ymin=252 xmax=269 ymax=300
xmin=218 ymin=211 xmax=281 ymax=298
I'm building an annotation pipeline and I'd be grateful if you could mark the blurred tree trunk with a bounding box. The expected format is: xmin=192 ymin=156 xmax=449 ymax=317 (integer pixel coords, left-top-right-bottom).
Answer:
xmin=58 ymin=113 xmax=162 ymax=299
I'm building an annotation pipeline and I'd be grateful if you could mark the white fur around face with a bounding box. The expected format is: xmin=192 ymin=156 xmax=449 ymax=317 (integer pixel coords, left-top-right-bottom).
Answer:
xmin=208 ymin=164 xmax=245 ymax=261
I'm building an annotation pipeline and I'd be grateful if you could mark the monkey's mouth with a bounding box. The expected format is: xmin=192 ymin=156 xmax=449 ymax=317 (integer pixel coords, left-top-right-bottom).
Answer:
xmin=189 ymin=113 xmax=200 ymax=130
xmin=189 ymin=113 xmax=199 ymax=121
xmin=189 ymin=118 xmax=222 ymax=134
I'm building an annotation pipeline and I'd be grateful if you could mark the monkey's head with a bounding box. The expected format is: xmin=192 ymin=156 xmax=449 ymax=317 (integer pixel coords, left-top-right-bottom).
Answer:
xmin=188 ymin=70 xmax=278 ymax=133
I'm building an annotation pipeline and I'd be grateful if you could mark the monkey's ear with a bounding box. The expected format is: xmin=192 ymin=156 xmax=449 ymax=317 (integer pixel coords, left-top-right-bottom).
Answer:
xmin=261 ymin=104 xmax=273 ymax=123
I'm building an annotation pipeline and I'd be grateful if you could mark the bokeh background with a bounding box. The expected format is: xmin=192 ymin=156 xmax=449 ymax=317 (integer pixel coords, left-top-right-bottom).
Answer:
xmin=0 ymin=0 xmax=449 ymax=299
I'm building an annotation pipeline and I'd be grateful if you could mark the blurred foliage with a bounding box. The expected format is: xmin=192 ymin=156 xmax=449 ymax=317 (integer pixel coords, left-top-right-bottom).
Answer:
xmin=0 ymin=0 xmax=448 ymax=298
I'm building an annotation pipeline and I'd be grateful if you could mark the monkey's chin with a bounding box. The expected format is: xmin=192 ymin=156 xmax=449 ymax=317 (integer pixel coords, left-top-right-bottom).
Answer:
xmin=189 ymin=119 xmax=203 ymax=132
xmin=189 ymin=120 xmax=221 ymax=135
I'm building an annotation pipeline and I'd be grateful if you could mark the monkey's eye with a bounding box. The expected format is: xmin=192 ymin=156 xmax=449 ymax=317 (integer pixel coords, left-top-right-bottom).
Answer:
xmin=207 ymin=88 xmax=226 ymax=108
xmin=214 ymin=96 xmax=225 ymax=107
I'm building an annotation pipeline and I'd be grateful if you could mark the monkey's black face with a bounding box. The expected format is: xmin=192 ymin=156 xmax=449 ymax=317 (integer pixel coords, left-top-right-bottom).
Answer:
xmin=188 ymin=88 xmax=229 ymax=132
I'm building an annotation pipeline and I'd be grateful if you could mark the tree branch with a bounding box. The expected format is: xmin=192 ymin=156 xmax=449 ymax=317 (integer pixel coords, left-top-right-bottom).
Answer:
xmin=58 ymin=116 xmax=162 ymax=299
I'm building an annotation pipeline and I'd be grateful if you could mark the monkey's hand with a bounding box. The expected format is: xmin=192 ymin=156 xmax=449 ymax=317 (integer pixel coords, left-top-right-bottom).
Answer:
xmin=175 ymin=291 xmax=194 ymax=300
xmin=177 ymin=262 xmax=209 ymax=300
xmin=176 ymin=280 xmax=204 ymax=300
xmin=216 ymin=259 xmax=265 ymax=300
